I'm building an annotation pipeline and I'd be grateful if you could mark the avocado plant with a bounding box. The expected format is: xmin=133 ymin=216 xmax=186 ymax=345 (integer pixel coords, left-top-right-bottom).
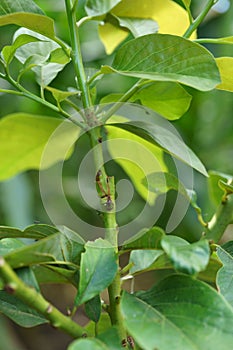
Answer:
xmin=0 ymin=0 xmax=233 ymax=349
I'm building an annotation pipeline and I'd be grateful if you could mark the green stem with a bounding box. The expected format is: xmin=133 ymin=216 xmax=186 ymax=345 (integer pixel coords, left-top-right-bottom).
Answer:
xmin=100 ymin=79 xmax=143 ymax=123
xmin=0 ymin=257 xmax=87 ymax=338
xmin=204 ymin=194 xmax=233 ymax=242
xmin=65 ymin=0 xmax=92 ymax=111
xmin=183 ymin=0 xmax=217 ymax=39
xmin=65 ymin=1 xmax=127 ymax=342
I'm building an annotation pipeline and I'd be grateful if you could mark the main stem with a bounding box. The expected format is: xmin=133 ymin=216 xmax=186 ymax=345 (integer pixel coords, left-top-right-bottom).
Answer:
xmin=65 ymin=0 xmax=126 ymax=342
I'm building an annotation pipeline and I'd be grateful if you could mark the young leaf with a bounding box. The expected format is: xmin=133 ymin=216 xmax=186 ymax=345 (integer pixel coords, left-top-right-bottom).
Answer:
xmin=0 ymin=0 xmax=44 ymax=15
xmin=1 ymin=34 xmax=41 ymax=66
xmin=102 ymin=34 xmax=220 ymax=91
xmin=46 ymin=86 xmax=80 ymax=104
xmin=122 ymin=275 xmax=233 ymax=350
xmin=75 ymin=239 xmax=118 ymax=306
xmin=217 ymin=241 xmax=233 ymax=307
xmin=129 ymin=249 xmax=164 ymax=274
xmin=121 ymin=226 xmax=165 ymax=251
xmin=133 ymin=82 xmax=192 ymax=120
xmin=0 ymin=113 xmax=79 ymax=181
xmin=216 ymin=57 xmax=233 ymax=92
xmin=208 ymin=170 xmax=233 ymax=205
xmin=85 ymin=294 xmax=101 ymax=323
xmin=161 ymin=236 xmax=210 ymax=275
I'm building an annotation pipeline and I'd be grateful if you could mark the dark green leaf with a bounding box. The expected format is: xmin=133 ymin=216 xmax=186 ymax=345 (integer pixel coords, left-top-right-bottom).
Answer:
xmin=0 ymin=291 xmax=47 ymax=327
xmin=85 ymin=294 xmax=101 ymax=323
xmin=110 ymin=121 xmax=208 ymax=176
xmin=33 ymin=264 xmax=79 ymax=286
xmin=0 ymin=265 xmax=46 ymax=327
xmin=161 ymin=236 xmax=210 ymax=275
xmin=121 ymin=275 xmax=233 ymax=350
xmin=0 ymin=113 xmax=79 ymax=181
xmin=129 ymin=249 xmax=164 ymax=274
xmin=0 ymin=224 xmax=59 ymax=240
xmin=3 ymin=229 xmax=84 ymax=268
xmin=102 ymin=34 xmax=220 ymax=91
xmin=85 ymin=0 xmax=121 ymax=17
xmin=75 ymin=239 xmax=118 ymax=305
xmin=217 ymin=241 xmax=233 ymax=307
xmin=122 ymin=226 xmax=165 ymax=251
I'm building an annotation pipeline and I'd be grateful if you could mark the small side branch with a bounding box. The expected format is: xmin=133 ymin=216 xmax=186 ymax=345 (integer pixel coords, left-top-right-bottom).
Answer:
xmin=0 ymin=257 xmax=87 ymax=339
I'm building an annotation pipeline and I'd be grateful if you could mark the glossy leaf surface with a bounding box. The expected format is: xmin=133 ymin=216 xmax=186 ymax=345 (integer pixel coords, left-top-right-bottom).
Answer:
xmin=75 ymin=239 xmax=118 ymax=305
xmin=161 ymin=236 xmax=210 ymax=275
xmin=121 ymin=275 xmax=233 ymax=350
xmin=102 ymin=34 xmax=220 ymax=91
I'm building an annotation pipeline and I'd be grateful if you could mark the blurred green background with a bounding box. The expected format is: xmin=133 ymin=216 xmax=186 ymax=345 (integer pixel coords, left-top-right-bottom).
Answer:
xmin=0 ymin=0 xmax=233 ymax=349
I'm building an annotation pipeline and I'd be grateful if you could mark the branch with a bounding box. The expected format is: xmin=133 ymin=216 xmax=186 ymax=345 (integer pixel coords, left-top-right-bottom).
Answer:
xmin=0 ymin=257 xmax=87 ymax=338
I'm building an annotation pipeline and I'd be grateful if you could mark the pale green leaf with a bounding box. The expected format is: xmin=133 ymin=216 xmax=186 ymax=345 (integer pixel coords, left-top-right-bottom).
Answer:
xmin=46 ymin=86 xmax=80 ymax=104
xmin=32 ymin=62 xmax=66 ymax=87
xmin=0 ymin=224 xmax=59 ymax=240
xmin=133 ymin=82 xmax=192 ymax=120
xmin=68 ymin=338 xmax=108 ymax=350
xmin=75 ymin=239 xmax=118 ymax=305
xmin=161 ymin=236 xmax=210 ymax=275
xmin=216 ymin=57 xmax=233 ymax=92
xmin=0 ymin=113 xmax=79 ymax=181
xmin=102 ymin=34 xmax=220 ymax=91
xmin=217 ymin=241 xmax=233 ymax=307
xmin=85 ymin=0 xmax=121 ymax=17
xmin=1 ymin=34 xmax=41 ymax=65
xmin=208 ymin=170 xmax=233 ymax=205
xmin=115 ymin=16 xmax=159 ymax=37
xmin=122 ymin=275 xmax=233 ymax=350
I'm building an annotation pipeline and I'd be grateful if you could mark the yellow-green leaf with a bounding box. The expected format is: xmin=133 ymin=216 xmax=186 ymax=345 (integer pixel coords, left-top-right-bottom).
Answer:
xmin=216 ymin=57 xmax=233 ymax=92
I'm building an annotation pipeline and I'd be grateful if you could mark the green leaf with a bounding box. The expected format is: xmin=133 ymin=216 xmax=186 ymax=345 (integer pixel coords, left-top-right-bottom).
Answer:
xmin=85 ymin=0 xmax=121 ymax=17
xmin=0 ymin=238 xmax=25 ymax=256
xmin=216 ymin=57 xmax=233 ymax=92
xmin=0 ymin=224 xmax=59 ymax=239
xmin=102 ymin=34 xmax=220 ymax=91
xmin=32 ymin=62 xmax=66 ymax=87
xmin=46 ymin=86 xmax=80 ymax=104
xmin=122 ymin=226 xmax=165 ymax=251
xmin=161 ymin=236 xmax=210 ymax=275
xmin=85 ymin=313 xmax=112 ymax=336
xmin=68 ymin=338 xmax=108 ymax=350
xmin=1 ymin=34 xmax=41 ymax=65
xmin=133 ymin=82 xmax=192 ymax=120
xmin=181 ymin=0 xmax=191 ymax=9
xmin=0 ymin=266 xmax=47 ymax=327
xmin=143 ymin=172 xmax=188 ymax=197
xmin=109 ymin=121 xmax=208 ymax=176
xmin=122 ymin=274 xmax=233 ymax=350
xmin=85 ymin=294 xmax=101 ymax=323
xmin=0 ymin=0 xmax=44 ymax=15
xmin=219 ymin=179 xmax=233 ymax=196
xmin=196 ymin=36 xmax=233 ymax=45
xmin=115 ymin=16 xmax=159 ymax=37
xmin=0 ymin=113 xmax=79 ymax=181
xmin=129 ymin=249 xmax=164 ymax=274
xmin=198 ymin=252 xmax=222 ymax=283
xmin=33 ymin=264 xmax=79 ymax=286
xmin=208 ymin=170 xmax=233 ymax=205
xmin=97 ymin=327 xmax=122 ymax=350
xmin=3 ymin=229 xmax=84 ymax=268
xmin=75 ymin=239 xmax=118 ymax=306
xmin=217 ymin=242 xmax=233 ymax=307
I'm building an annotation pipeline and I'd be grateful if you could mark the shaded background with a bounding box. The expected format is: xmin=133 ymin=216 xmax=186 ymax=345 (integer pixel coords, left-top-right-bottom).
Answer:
xmin=0 ymin=0 xmax=233 ymax=349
